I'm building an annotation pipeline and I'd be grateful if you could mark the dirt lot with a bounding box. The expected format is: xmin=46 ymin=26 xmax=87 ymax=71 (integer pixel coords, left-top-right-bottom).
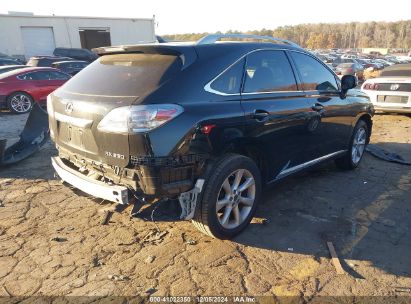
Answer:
xmin=0 ymin=111 xmax=410 ymax=299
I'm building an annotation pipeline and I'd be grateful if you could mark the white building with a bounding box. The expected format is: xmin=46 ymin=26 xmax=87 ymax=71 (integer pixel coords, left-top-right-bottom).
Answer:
xmin=0 ymin=12 xmax=156 ymax=60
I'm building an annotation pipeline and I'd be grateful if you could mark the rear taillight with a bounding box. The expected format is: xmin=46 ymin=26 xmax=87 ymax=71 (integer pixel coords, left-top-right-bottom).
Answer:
xmin=97 ymin=104 xmax=184 ymax=134
xmin=363 ymin=83 xmax=379 ymax=90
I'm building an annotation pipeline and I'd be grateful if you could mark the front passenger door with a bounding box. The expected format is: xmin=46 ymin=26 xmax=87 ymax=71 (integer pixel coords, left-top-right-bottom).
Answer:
xmin=289 ymin=51 xmax=354 ymax=158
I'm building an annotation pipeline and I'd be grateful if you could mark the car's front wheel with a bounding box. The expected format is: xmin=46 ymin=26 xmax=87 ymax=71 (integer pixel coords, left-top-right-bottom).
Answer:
xmin=7 ymin=92 xmax=33 ymax=114
xmin=192 ymin=154 xmax=261 ymax=239
xmin=335 ymin=119 xmax=369 ymax=170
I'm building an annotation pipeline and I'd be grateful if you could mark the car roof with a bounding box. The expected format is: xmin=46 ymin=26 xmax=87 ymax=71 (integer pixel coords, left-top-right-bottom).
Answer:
xmin=0 ymin=65 xmax=26 ymax=69
xmin=29 ymin=56 xmax=72 ymax=60
xmin=0 ymin=67 xmax=60 ymax=79
xmin=92 ymin=41 xmax=306 ymax=71
xmin=53 ymin=60 xmax=88 ymax=64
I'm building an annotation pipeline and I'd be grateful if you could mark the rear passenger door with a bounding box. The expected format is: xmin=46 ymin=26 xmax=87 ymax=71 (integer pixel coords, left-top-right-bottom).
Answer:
xmin=289 ymin=51 xmax=353 ymax=157
xmin=240 ymin=50 xmax=317 ymax=182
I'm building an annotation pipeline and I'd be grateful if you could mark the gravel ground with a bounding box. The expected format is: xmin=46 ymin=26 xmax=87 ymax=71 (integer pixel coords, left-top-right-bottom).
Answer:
xmin=0 ymin=111 xmax=410 ymax=299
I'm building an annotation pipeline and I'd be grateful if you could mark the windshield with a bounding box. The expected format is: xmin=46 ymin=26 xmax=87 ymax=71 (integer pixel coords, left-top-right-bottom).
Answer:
xmin=60 ymin=53 xmax=182 ymax=98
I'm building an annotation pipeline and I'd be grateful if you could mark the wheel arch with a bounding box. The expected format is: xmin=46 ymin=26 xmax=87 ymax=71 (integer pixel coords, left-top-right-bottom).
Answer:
xmin=218 ymin=141 xmax=268 ymax=183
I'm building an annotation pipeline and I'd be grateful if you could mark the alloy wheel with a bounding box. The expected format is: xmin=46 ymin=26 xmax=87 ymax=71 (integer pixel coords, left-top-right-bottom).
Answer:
xmin=216 ymin=169 xmax=256 ymax=229
xmin=352 ymin=127 xmax=366 ymax=164
xmin=10 ymin=94 xmax=32 ymax=113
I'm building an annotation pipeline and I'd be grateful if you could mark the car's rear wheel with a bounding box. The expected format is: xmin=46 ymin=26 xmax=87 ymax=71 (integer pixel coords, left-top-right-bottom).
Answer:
xmin=335 ymin=120 xmax=368 ymax=170
xmin=7 ymin=92 xmax=33 ymax=114
xmin=192 ymin=154 xmax=261 ymax=239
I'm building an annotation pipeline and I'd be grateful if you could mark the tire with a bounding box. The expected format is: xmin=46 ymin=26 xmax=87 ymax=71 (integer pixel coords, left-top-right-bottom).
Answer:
xmin=335 ymin=120 xmax=368 ymax=170
xmin=192 ymin=154 xmax=262 ymax=239
xmin=7 ymin=92 xmax=33 ymax=114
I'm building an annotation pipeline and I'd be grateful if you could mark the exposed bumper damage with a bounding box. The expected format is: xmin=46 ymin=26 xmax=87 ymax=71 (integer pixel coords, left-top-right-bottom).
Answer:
xmin=0 ymin=103 xmax=49 ymax=166
xmin=52 ymin=156 xmax=130 ymax=204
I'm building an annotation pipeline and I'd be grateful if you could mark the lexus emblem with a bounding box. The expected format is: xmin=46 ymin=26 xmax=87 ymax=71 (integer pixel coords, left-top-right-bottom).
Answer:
xmin=390 ymin=84 xmax=400 ymax=91
xmin=65 ymin=102 xmax=74 ymax=114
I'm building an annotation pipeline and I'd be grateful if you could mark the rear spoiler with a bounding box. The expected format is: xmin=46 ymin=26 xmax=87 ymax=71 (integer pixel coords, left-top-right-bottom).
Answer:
xmin=92 ymin=44 xmax=198 ymax=69
xmin=0 ymin=103 xmax=49 ymax=166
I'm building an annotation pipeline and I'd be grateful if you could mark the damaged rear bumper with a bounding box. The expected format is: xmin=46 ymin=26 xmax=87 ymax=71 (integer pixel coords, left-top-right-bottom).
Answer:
xmin=54 ymin=146 xmax=208 ymax=201
xmin=52 ymin=156 xmax=130 ymax=204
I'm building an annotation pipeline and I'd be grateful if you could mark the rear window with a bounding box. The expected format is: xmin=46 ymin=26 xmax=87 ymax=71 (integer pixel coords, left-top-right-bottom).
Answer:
xmin=55 ymin=49 xmax=68 ymax=56
xmin=380 ymin=65 xmax=411 ymax=77
xmin=61 ymin=53 xmax=182 ymax=97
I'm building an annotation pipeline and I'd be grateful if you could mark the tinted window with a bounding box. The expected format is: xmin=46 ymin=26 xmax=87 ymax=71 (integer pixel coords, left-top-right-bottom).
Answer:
xmin=71 ymin=49 xmax=85 ymax=57
xmin=38 ymin=59 xmax=53 ymax=67
xmin=18 ymin=72 xmax=40 ymax=80
xmin=243 ymin=50 xmax=297 ymax=93
xmin=62 ymin=53 xmax=182 ymax=96
xmin=210 ymin=59 xmax=244 ymax=94
xmin=291 ymin=52 xmax=338 ymax=91
xmin=48 ymin=71 xmax=70 ymax=80
xmin=21 ymin=71 xmax=69 ymax=80
xmin=30 ymin=71 xmax=50 ymax=80
xmin=55 ymin=49 xmax=68 ymax=56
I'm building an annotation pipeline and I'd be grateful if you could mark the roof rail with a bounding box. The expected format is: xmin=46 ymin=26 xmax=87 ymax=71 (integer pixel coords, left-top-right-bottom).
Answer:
xmin=197 ymin=34 xmax=301 ymax=48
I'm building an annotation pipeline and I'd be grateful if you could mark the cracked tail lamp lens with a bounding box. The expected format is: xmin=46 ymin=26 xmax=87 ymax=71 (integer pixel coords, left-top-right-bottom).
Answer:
xmin=97 ymin=104 xmax=183 ymax=134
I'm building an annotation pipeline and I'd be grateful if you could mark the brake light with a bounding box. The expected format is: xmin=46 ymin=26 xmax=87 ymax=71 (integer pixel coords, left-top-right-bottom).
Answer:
xmin=363 ymin=83 xmax=379 ymax=90
xmin=97 ymin=104 xmax=184 ymax=134
xmin=201 ymin=124 xmax=216 ymax=135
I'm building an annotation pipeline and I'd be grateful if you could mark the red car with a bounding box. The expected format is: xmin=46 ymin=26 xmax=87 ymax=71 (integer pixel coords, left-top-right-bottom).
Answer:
xmin=0 ymin=67 xmax=71 ymax=113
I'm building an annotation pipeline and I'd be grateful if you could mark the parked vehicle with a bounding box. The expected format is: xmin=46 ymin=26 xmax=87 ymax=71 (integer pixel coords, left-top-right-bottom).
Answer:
xmin=331 ymin=57 xmax=358 ymax=68
xmin=373 ymin=59 xmax=392 ymax=68
xmin=0 ymin=53 xmax=25 ymax=64
xmin=341 ymin=54 xmax=357 ymax=59
xmin=361 ymin=63 xmax=411 ymax=114
xmin=356 ymin=58 xmax=378 ymax=69
xmin=385 ymin=56 xmax=400 ymax=64
xmin=395 ymin=56 xmax=411 ymax=64
xmin=53 ymin=48 xmax=98 ymax=62
xmin=0 ymin=58 xmax=23 ymax=66
xmin=0 ymin=67 xmax=71 ymax=114
xmin=0 ymin=65 xmax=28 ymax=74
xmin=52 ymin=61 xmax=89 ymax=76
xmin=335 ymin=63 xmax=364 ymax=80
xmin=27 ymin=56 xmax=74 ymax=67
xmin=48 ymin=34 xmax=373 ymax=239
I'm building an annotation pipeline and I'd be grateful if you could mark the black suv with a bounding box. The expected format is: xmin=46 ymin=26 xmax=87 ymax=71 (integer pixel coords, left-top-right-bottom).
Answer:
xmin=48 ymin=34 xmax=374 ymax=239
xmin=53 ymin=48 xmax=98 ymax=62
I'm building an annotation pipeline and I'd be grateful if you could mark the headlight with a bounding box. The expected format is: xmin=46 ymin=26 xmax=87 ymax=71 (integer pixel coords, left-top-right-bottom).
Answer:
xmin=97 ymin=104 xmax=183 ymax=134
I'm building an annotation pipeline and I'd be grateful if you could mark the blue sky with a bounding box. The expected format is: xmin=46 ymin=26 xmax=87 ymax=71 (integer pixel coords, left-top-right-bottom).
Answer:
xmin=1 ymin=0 xmax=410 ymax=35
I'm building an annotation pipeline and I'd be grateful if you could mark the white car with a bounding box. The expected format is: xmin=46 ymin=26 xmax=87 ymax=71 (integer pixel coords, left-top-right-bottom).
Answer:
xmin=361 ymin=64 xmax=411 ymax=114
xmin=341 ymin=54 xmax=358 ymax=59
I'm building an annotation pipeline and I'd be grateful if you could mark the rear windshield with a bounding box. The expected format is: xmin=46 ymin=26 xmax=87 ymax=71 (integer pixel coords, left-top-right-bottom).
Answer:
xmin=61 ymin=53 xmax=182 ymax=97
xmin=380 ymin=66 xmax=411 ymax=77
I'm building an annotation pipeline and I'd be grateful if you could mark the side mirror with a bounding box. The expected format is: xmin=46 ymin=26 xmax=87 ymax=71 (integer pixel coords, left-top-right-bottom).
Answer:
xmin=341 ymin=75 xmax=357 ymax=95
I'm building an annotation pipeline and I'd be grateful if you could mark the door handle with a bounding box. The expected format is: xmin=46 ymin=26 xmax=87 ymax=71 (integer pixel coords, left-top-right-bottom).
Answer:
xmin=252 ymin=109 xmax=270 ymax=121
xmin=311 ymin=103 xmax=324 ymax=112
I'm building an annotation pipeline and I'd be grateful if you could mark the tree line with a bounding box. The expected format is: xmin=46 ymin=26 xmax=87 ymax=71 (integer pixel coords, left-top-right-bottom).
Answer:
xmin=163 ymin=20 xmax=411 ymax=50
